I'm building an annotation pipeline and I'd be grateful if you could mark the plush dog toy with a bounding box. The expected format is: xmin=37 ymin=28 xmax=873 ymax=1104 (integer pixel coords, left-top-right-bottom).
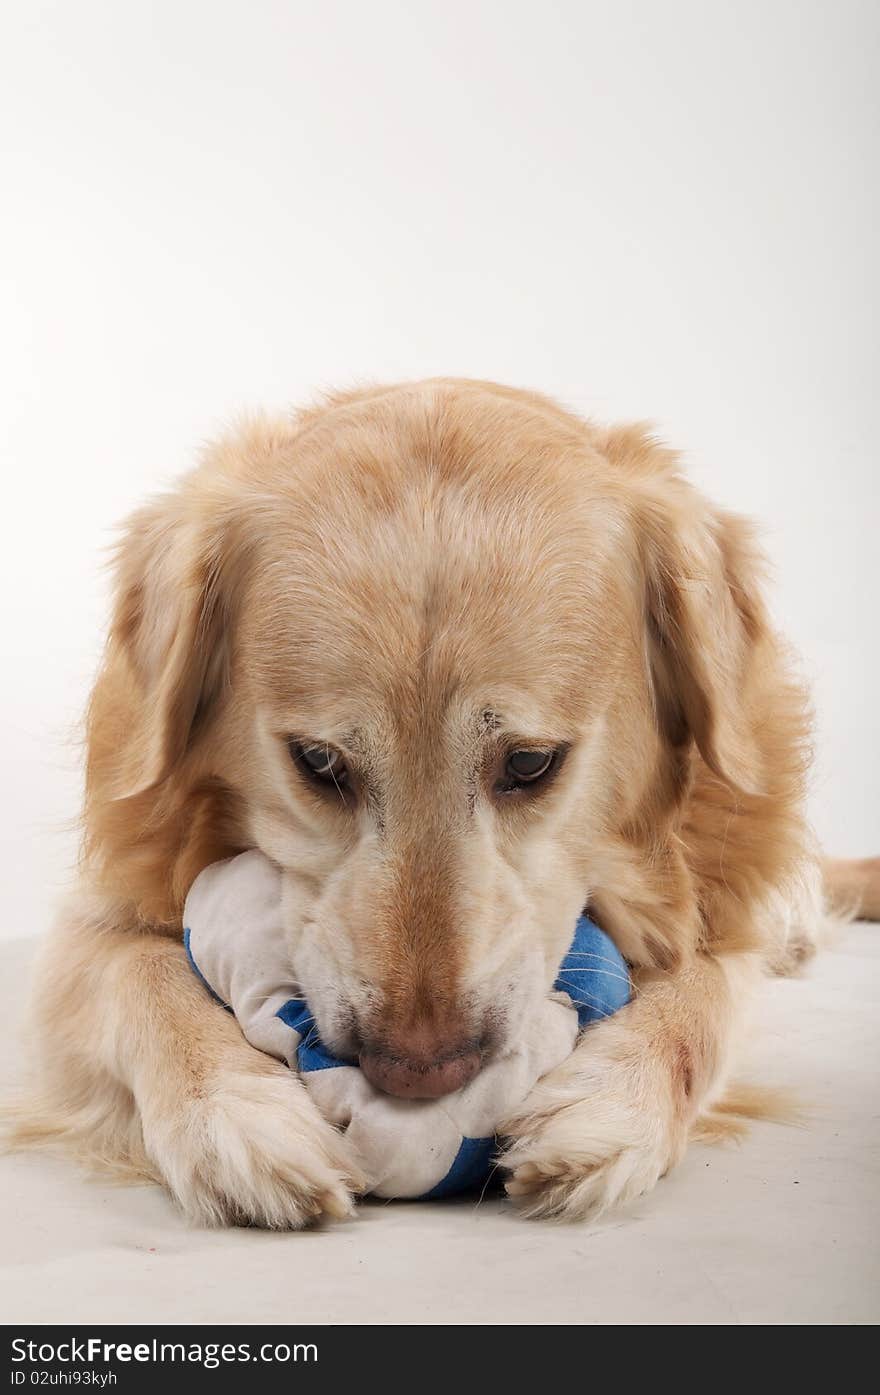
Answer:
xmin=184 ymin=851 xmax=630 ymax=1199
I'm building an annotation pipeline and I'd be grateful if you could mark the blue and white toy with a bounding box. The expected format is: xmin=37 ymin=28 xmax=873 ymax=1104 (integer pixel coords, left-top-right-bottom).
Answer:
xmin=184 ymin=851 xmax=630 ymax=1200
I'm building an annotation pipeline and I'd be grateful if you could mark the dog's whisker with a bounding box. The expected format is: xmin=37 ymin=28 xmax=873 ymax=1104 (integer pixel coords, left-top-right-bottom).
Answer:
xmin=556 ymin=965 xmax=630 ymax=979
xmin=562 ymin=952 xmax=630 ymax=966
xmin=474 ymin=1155 xmax=504 ymax=1209
xmin=556 ymin=969 xmax=630 ymax=985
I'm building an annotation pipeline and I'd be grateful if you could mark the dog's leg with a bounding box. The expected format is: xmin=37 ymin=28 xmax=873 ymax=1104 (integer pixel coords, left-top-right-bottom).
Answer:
xmin=500 ymin=950 xmax=756 ymax=1220
xmin=7 ymin=893 xmax=365 ymax=1227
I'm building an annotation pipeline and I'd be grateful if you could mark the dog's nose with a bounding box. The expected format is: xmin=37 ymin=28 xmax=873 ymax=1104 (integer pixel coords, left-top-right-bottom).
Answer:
xmin=359 ymin=1028 xmax=483 ymax=1099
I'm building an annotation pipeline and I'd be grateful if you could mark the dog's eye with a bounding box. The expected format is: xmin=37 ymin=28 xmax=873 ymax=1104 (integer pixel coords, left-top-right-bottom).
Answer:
xmin=504 ymin=749 xmax=555 ymax=784
xmin=291 ymin=741 xmax=349 ymax=788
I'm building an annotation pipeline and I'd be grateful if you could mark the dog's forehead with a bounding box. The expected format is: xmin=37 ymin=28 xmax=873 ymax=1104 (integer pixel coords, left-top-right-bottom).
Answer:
xmin=241 ymin=396 xmax=632 ymax=736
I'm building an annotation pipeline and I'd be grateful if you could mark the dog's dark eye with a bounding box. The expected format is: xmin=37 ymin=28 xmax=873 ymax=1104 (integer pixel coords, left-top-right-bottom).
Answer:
xmin=291 ymin=741 xmax=348 ymax=788
xmin=505 ymin=749 xmax=556 ymax=784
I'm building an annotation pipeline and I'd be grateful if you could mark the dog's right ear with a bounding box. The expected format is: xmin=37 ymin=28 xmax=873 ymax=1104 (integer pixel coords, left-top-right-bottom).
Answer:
xmin=106 ymin=494 xmax=234 ymax=800
xmin=637 ymin=486 xmax=766 ymax=800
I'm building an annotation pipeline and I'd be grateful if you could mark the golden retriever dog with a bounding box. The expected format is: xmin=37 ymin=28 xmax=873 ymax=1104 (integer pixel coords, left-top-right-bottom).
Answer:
xmin=9 ymin=379 xmax=879 ymax=1226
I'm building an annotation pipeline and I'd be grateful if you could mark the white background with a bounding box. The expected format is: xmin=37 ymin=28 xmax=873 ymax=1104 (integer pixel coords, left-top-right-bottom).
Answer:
xmin=1 ymin=1 xmax=876 ymax=941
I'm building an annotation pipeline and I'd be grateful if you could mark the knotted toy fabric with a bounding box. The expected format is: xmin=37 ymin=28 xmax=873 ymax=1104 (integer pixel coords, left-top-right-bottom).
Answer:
xmin=184 ymin=851 xmax=630 ymax=1199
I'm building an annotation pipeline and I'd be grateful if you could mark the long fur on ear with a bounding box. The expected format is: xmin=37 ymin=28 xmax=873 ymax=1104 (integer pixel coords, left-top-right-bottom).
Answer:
xmin=639 ymin=487 xmax=767 ymax=799
xmin=106 ymin=496 xmax=233 ymax=800
xmin=80 ymin=488 xmax=245 ymax=928
xmin=81 ymin=416 xmax=305 ymax=927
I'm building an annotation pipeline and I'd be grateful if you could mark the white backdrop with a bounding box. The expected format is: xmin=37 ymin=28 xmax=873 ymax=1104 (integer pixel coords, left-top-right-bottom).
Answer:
xmin=1 ymin=0 xmax=877 ymax=941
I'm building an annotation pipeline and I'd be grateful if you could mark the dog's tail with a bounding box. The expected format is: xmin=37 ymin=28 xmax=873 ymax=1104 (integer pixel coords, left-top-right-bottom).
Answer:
xmin=822 ymin=856 xmax=880 ymax=922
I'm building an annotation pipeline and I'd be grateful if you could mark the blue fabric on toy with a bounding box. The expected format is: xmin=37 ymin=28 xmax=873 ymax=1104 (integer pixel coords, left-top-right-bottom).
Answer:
xmin=552 ymin=912 xmax=633 ymax=1028
xmin=182 ymin=851 xmax=632 ymax=1201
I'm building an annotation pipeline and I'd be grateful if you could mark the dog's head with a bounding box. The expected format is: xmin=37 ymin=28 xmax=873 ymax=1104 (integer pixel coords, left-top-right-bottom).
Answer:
xmin=99 ymin=381 xmax=767 ymax=1096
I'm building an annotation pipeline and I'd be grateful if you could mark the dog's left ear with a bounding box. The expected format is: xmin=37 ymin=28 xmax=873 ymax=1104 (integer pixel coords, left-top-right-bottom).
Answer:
xmin=107 ymin=493 xmax=236 ymax=799
xmin=638 ymin=486 xmax=767 ymax=799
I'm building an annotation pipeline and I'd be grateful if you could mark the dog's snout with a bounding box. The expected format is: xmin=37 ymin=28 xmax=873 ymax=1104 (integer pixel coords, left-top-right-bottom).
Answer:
xmin=359 ymin=1024 xmax=483 ymax=1099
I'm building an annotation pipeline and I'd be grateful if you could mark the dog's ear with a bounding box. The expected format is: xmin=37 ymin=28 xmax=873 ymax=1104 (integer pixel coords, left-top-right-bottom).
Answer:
xmin=638 ymin=487 xmax=767 ymax=799
xmin=107 ymin=494 xmax=234 ymax=799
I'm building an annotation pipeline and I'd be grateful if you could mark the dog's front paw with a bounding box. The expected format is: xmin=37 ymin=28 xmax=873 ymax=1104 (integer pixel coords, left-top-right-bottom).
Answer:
xmin=143 ymin=1064 xmax=366 ymax=1228
xmin=500 ymin=1048 xmax=687 ymax=1222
